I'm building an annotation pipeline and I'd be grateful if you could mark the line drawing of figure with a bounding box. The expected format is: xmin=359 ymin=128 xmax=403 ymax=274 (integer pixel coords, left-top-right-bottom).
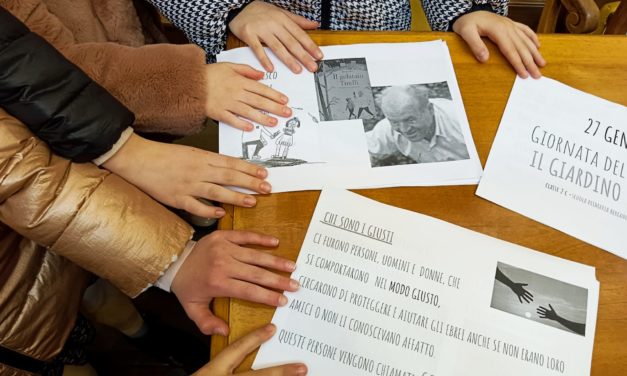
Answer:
xmin=495 ymin=267 xmax=534 ymax=304
xmin=355 ymin=90 xmax=374 ymax=119
xmin=241 ymin=124 xmax=278 ymax=160
xmin=346 ymin=97 xmax=356 ymax=119
xmin=273 ymin=117 xmax=300 ymax=159
xmin=537 ymin=304 xmax=586 ymax=335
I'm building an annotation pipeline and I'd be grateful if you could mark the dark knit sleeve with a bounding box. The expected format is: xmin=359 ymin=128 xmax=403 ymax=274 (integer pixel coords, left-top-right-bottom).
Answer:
xmin=0 ymin=7 xmax=133 ymax=163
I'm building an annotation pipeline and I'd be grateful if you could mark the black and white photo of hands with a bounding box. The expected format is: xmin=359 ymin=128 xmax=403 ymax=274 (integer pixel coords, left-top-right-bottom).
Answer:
xmin=495 ymin=267 xmax=534 ymax=304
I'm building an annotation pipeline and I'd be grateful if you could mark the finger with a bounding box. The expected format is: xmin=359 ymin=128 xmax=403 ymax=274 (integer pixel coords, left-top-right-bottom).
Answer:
xmin=517 ymin=295 xmax=523 ymax=304
xmin=214 ymin=324 xmax=276 ymax=371
xmin=240 ymin=90 xmax=292 ymax=119
xmin=511 ymin=31 xmax=541 ymax=79
xmin=522 ymin=295 xmax=531 ymax=304
xmin=205 ymin=163 xmax=272 ymax=194
xmin=184 ymin=302 xmax=230 ymax=336
xmin=521 ymin=284 xmax=528 ymax=287
xmin=275 ymin=31 xmax=318 ymax=72
xmin=224 ymin=230 xmax=280 ymax=247
xmin=206 ymin=153 xmax=268 ymax=179
xmin=458 ymin=27 xmax=490 ymax=63
xmin=221 ymin=111 xmax=254 ymax=131
xmin=283 ymin=18 xmax=323 ymax=60
xmin=179 ymin=196 xmax=226 ymax=219
xmin=514 ymin=27 xmax=546 ymax=68
xmin=241 ymin=363 xmax=308 ymax=376
xmin=549 ymin=304 xmax=554 ymax=311
xmin=232 ymin=263 xmax=299 ymax=292
xmin=249 ymin=39 xmax=275 ymax=72
xmin=231 ymin=63 xmax=265 ymax=80
xmin=233 ymin=101 xmax=280 ymax=127
xmin=516 ymin=22 xmax=540 ymax=48
xmin=192 ymin=182 xmax=257 ymax=208
xmin=263 ymin=34 xmax=302 ymax=73
xmin=246 ymin=80 xmax=289 ymax=105
xmin=234 ymin=247 xmax=297 ymax=273
xmin=285 ymin=11 xmax=319 ymax=30
xmin=226 ymin=279 xmax=288 ymax=307
xmin=493 ymin=32 xmax=528 ymax=78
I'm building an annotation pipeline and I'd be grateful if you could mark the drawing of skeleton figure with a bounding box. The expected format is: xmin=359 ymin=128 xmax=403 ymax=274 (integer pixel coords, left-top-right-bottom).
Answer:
xmin=241 ymin=124 xmax=278 ymax=160
xmin=272 ymin=117 xmax=301 ymax=159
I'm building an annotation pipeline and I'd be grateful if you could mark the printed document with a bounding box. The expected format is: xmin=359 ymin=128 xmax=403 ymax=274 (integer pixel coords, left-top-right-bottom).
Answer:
xmin=254 ymin=189 xmax=599 ymax=375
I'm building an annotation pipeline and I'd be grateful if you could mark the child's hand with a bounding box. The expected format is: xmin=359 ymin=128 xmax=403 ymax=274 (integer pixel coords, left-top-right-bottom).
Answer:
xmin=228 ymin=0 xmax=323 ymax=73
xmin=171 ymin=231 xmax=300 ymax=336
xmin=207 ymin=63 xmax=292 ymax=131
xmin=452 ymin=11 xmax=546 ymax=79
xmin=102 ymin=133 xmax=271 ymax=218
xmin=193 ymin=324 xmax=307 ymax=376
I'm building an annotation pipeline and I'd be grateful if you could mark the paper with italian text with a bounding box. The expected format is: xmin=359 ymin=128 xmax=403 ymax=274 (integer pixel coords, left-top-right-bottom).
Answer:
xmin=218 ymin=41 xmax=482 ymax=192
xmin=253 ymin=189 xmax=599 ymax=375
xmin=476 ymin=77 xmax=627 ymax=259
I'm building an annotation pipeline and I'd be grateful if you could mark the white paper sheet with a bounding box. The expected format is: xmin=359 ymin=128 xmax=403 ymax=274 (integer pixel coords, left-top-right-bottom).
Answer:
xmin=477 ymin=77 xmax=627 ymax=259
xmin=218 ymin=41 xmax=483 ymax=192
xmin=254 ymin=189 xmax=599 ymax=375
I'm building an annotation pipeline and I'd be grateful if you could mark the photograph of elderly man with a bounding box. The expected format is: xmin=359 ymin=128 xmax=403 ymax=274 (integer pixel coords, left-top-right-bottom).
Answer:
xmin=365 ymin=83 xmax=470 ymax=167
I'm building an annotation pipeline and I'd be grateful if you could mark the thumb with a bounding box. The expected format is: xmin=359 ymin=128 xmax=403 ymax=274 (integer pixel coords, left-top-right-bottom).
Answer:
xmin=185 ymin=302 xmax=230 ymax=336
xmin=231 ymin=63 xmax=265 ymax=80
xmin=286 ymin=12 xmax=319 ymax=30
xmin=458 ymin=28 xmax=490 ymax=63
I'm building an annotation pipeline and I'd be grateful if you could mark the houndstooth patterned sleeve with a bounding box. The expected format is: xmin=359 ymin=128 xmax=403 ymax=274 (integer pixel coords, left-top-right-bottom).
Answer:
xmin=148 ymin=0 xmax=249 ymax=62
xmin=421 ymin=0 xmax=508 ymax=31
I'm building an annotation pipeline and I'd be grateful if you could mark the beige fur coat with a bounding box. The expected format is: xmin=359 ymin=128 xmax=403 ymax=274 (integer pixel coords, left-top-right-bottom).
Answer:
xmin=1 ymin=0 xmax=208 ymax=135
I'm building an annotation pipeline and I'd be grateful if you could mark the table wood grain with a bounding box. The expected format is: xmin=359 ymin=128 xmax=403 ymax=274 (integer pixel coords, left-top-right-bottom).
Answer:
xmin=211 ymin=31 xmax=627 ymax=374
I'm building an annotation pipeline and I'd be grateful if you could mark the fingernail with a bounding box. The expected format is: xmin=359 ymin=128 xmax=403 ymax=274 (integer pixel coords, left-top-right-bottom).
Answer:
xmin=296 ymin=365 xmax=307 ymax=375
xmin=257 ymin=168 xmax=268 ymax=178
xmin=215 ymin=208 xmax=226 ymax=217
xmin=279 ymin=295 xmax=288 ymax=306
xmin=316 ymin=50 xmax=323 ymax=60
xmin=243 ymin=196 xmax=256 ymax=207
xmin=281 ymin=95 xmax=289 ymax=104
xmin=283 ymin=107 xmax=292 ymax=116
xmin=260 ymin=182 xmax=272 ymax=193
xmin=269 ymin=117 xmax=278 ymax=125
xmin=287 ymin=261 xmax=296 ymax=271
xmin=478 ymin=51 xmax=488 ymax=62
xmin=265 ymin=324 xmax=276 ymax=333
xmin=246 ymin=124 xmax=254 ymax=131
xmin=290 ymin=279 xmax=300 ymax=290
xmin=271 ymin=237 xmax=279 ymax=246
xmin=308 ymin=63 xmax=318 ymax=72
xmin=217 ymin=327 xmax=229 ymax=336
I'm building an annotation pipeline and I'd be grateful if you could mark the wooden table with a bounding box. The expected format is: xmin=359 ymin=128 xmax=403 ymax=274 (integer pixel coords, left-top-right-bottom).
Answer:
xmin=212 ymin=31 xmax=627 ymax=374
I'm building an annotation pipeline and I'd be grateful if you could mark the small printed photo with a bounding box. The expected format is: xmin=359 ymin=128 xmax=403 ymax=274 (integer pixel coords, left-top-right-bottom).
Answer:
xmin=364 ymin=82 xmax=470 ymax=168
xmin=314 ymin=58 xmax=375 ymax=122
xmin=490 ymin=262 xmax=588 ymax=336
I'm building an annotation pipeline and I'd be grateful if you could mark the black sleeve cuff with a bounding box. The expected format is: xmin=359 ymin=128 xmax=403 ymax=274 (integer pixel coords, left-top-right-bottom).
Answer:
xmin=447 ymin=3 xmax=496 ymax=32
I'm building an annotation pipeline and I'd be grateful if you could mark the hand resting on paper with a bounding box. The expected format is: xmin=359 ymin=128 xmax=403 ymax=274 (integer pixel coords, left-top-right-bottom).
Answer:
xmin=171 ymin=231 xmax=300 ymax=336
xmin=228 ymin=1 xmax=323 ymax=74
xmin=102 ymin=133 xmax=272 ymax=218
xmin=206 ymin=63 xmax=293 ymax=131
xmin=193 ymin=324 xmax=307 ymax=375
xmin=495 ymin=267 xmax=534 ymax=304
xmin=452 ymin=11 xmax=546 ymax=79
xmin=537 ymin=304 xmax=586 ymax=335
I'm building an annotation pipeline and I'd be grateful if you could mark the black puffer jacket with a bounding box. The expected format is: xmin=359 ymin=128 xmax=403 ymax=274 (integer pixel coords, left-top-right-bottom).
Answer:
xmin=0 ymin=6 xmax=133 ymax=163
